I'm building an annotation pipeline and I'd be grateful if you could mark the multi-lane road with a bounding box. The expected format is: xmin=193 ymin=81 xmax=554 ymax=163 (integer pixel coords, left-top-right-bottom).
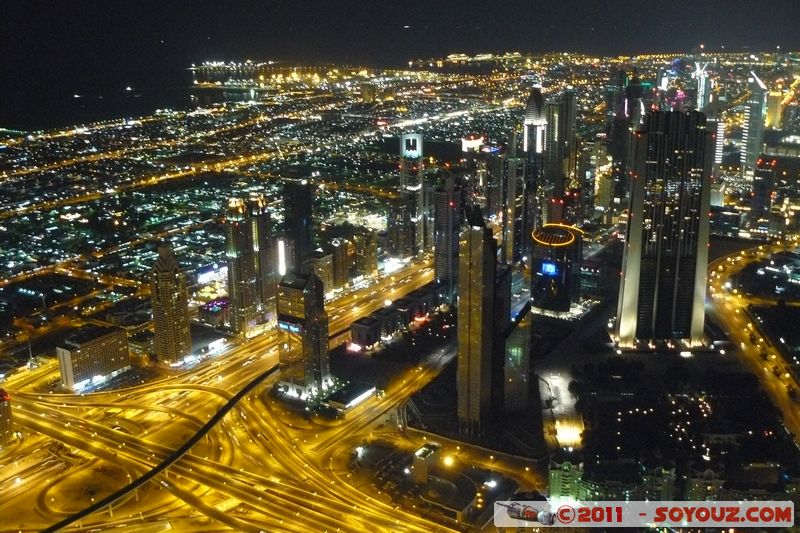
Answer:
xmin=706 ymin=237 xmax=800 ymax=446
xmin=1 ymin=256 xmax=452 ymax=531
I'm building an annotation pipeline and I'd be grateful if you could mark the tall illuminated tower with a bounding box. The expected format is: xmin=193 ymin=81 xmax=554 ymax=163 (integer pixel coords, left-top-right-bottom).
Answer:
xmin=433 ymin=175 xmax=462 ymax=303
xmin=457 ymin=209 xmax=497 ymax=435
xmin=522 ymin=84 xmax=547 ymax=262
xmin=741 ymin=72 xmax=767 ymax=176
xmin=150 ymin=244 xmax=192 ymax=362
xmin=750 ymin=157 xmax=776 ymax=234
xmin=247 ymin=193 xmax=277 ymax=326
xmin=545 ymin=88 xmax=579 ymax=197
xmin=277 ymin=272 xmax=331 ymax=399
xmin=400 ymin=133 xmax=426 ymax=254
xmin=226 ymin=198 xmax=259 ymax=337
xmin=616 ymin=110 xmax=712 ymax=348
xmin=284 ymin=180 xmax=314 ymax=273
xmin=693 ymin=63 xmax=710 ymax=110
xmin=501 ymin=156 xmax=525 ymax=264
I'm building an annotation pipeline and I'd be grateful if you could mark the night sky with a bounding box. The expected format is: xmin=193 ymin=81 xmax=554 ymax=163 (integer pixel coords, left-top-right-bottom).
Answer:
xmin=2 ymin=0 xmax=800 ymax=128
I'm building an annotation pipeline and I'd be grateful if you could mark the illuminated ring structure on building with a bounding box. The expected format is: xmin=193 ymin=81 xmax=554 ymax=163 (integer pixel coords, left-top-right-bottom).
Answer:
xmin=531 ymin=223 xmax=583 ymax=248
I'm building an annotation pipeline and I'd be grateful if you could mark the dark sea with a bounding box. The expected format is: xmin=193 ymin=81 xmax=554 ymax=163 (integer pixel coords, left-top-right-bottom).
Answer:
xmin=0 ymin=85 xmax=236 ymax=132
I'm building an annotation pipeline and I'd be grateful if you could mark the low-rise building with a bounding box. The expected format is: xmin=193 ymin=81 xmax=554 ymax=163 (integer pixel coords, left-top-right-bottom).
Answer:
xmin=56 ymin=325 xmax=131 ymax=391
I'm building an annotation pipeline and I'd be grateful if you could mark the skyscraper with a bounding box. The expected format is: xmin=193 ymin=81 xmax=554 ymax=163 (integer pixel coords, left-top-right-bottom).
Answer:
xmin=457 ymin=209 xmax=497 ymax=435
xmin=400 ymin=133 xmax=426 ymax=254
xmin=741 ymin=72 xmax=767 ymax=176
xmin=750 ymin=157 xmax=777 ymax=234
xmin=330 ymin=238 xmax=351 ymax=290
xmin=693 ymin=63 xmax=710 ymax=111
xmin=277 ymin=272 xmax=331 ymax=398
xmin=150 ymin=244 xmax=192 ymax=362
xmin=284 ymin=180 xmax=314 ymax=273
xmin=616 ymin=110 xmax=713 ymax=348
xmin=765 ymin=91 xmax=784 ymax=129
xmin=501 ymin=156 xmax=525 ymax=264
xmin=353 ymin=230 xmax=378 ymax=278
xmin=433 ymin=175 xmax=462 ymax=303
xmin=226 ymin=198 xmax=259 ymax=337
xmin=545 ymin=87 xmax=579 ymax=197
xmin=522 ymin=84 xmax=548 ymax=262
xmin=305 ymin=250 xmax=334 ymax=297
xmin=248 ymin=193 xmax=277 ymax=326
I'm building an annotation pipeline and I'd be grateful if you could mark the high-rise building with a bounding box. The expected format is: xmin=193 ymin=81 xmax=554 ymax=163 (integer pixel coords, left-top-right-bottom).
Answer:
xmin=765 ymin=91 xmax=784 ymax=129
xmin=387 ymin=199 xmax=415 ymax=258
xmin=616 ymin=110 xmax=713 ymax=348
xmin=504 ymin=309 xmax=531 ymax=412
xmin=741 ymin=72 xmax=767 ymax=176
xmin=277 ymin=272 xmax=331 ymax=398
xmin=531 ymin=224 xmax=583 ymax=313
xmin=522 ymin=85 xmax=548 ymax=262
xmin=353 ymin=230 xmax=378 ymax=278
xmin=708 ymin=113 xmax=725 ymax=178
xmin=501 ymin=156 xmax=525 ymax=264
xmin=226 ymin=198 xmax=259 ymax=337
xmin=330 ymin=238 xmax=351 ymax=290
xmin=479 ymin=145 xmax=505 ymax=220
xmin=284 ymin=180 xmax=314 ymax=272
xmin=150 ymin=244 xmax=192 ymax=362
xmin=693 ymin=63 xmax=710 ymax=111
xmin=750 ymin=157 xmax=777 ymax=234
xmin=305 ymin=250 xmax=334 ymax=297
xmin=0 ymin=389 xmax=13 ymax=447
xmin=545 ymin=88 xmax=579 ymax=197
xmin=56 ymin=325 xmax=131 ymax=391
xmin=400 ymin=133 xmax=427 ymax=254
xmin=433 ymin=175 xmax=462 ymax=303
xmin=248 ymin=193 xmax=277 ymax=326
xmin=457 ymin=209 xmax=497 ymax=435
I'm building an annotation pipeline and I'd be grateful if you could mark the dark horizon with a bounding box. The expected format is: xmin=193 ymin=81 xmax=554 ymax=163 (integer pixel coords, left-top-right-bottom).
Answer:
xmin=3 ymin=0 xmax=800 ymax=129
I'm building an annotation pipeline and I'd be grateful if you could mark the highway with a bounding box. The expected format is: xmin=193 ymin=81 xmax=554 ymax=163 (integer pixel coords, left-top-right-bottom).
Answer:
xmin=0 ymin=82 xmax=528 ymax=531
xmin=1 ymin=254 xmax=456 ymax=531
xmin=706 ymin=236 xmax=800 ymax=446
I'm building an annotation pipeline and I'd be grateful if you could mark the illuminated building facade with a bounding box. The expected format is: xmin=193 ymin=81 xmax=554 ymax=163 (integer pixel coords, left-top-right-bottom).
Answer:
xmin=741 ymin=72 xmax=767 ymax=176
xmin=353 ymin=230 xmax=378 ymax=278
xmin=693 ymin=62 xmax=710 ymax=110
xmin=0 ymin=389 xmax=12 ymax=446
xmin=433 ymin=175 xmax=461 ymax=303
xmin=330 ymin=238 xmax=351 ymax=290
xmin=56 ymin=325 xmax=131 ymax=391
xmin=750 ymin=157 xmax=777 ymax=234
xmin=284 ymin=180 xmax=314 ymax=272
xmin=305 ymin=250 xmax=334 ymax=296
xmin=150 ymin=244 xmax=192 ymax=362
xmin=226 ymin=198 xmax=259 ymax=337
xmin=531 ymin=224 xmax=583 ymax=313
xmin=545 ymin=87 xmax=578 ymax=197
xmin=522 ymin=84 xmax=547 ymax=262
xmin=765 ymin=91 xmax=783 ymax=129
xmin=616 ymin=110 xmax=712 ymax=348
xmin=457 ymin=210 xmax=499 ymax=435
xmin=501 ymin=156 xmax=525 ymax=264
xmin=248 ymin=193 xmax=277 ymax=326
xmin=277 ymin=272 xmax=331 ymax=398
xmin=399 ymin=133 xmax=427 ymax=254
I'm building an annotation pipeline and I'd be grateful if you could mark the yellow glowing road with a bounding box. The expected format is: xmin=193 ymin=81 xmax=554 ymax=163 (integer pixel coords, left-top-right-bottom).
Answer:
xmin=706 ymin=236 xmax=800 ymax=446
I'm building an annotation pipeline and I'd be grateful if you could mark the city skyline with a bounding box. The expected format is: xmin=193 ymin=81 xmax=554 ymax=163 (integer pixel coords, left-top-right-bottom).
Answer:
xmin=1 ymin=14 xmax=800 ymax=530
